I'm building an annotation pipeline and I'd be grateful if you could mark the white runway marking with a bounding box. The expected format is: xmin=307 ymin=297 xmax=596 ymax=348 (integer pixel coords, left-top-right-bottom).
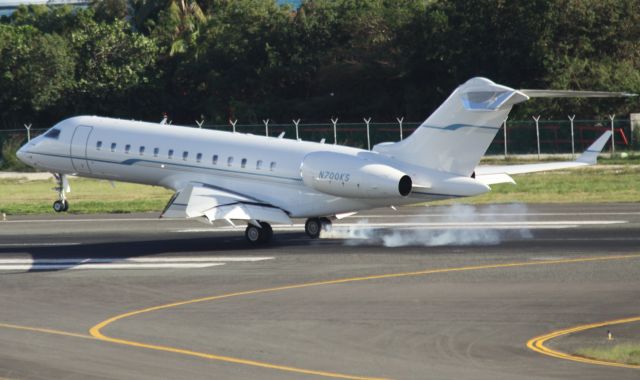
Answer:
xmin=176 ymin=220 xmax=627 ymax=233
xmin=349 ymin=212 xmax=640 ymax=218
xmin=0 ymin=242 xmax=81 ymax=247
xmin=0 ymin=256 xmax=273 ymax=271
xmin=0 ymin=263 xmax=225 ymax=270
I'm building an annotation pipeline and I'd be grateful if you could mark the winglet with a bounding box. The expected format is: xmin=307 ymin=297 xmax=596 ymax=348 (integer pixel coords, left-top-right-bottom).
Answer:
xmin=577 ymin=131 xmax=612 ymax=164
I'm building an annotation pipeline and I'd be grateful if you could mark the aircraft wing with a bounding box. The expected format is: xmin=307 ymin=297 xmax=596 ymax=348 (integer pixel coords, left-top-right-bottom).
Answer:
xmin=161 ymin=183 xmax=292 ymax=226
xmin=475 ymin=131 xmax=612 ymax=185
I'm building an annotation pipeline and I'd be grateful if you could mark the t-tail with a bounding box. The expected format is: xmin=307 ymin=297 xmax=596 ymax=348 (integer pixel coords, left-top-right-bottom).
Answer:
xmin=373 ymin=77 xmax=635 ymax=176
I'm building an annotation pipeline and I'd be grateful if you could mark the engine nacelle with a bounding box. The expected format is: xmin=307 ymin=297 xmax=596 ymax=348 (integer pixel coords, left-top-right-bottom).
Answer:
xmin=301 ymin=152 xmax=412 ymax=198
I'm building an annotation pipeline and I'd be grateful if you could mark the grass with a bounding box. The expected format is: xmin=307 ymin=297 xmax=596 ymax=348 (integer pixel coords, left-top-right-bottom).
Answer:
xmin=481 ymin=151 xmax=640 ymax=165
xmin=0 ymin=165 xmax=639 ymax=215
xmin=575 ymin=343 xmax=640 ymax=365
xmin=0 ymin=177 xmax=172 ymax=215
xmin=454 ymin=166 xmax=640 ymax=204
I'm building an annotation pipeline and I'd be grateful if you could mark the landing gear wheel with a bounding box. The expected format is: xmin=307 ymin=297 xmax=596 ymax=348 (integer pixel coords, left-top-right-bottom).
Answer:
xmin=305 ymin=218 xmax=321 ymax=239
xmin=259 ymin=222 xmax=273 ymax=243
xmin=52 ymin=173 xmax=69 ymax=212
xmin=245 ymin=222 xmax=273 ymax=245
xmin=245 ymin=225 xmax=261 ymax=244
xmin=53 ymin=200 xmax=68 ymax=213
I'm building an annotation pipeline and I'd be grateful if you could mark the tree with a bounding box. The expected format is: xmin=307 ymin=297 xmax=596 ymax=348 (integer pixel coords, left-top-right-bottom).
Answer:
xmin=68 ymin=18 xmax=160 ymax=115
xmin=0 ymin=25 xmax=74 ymax=124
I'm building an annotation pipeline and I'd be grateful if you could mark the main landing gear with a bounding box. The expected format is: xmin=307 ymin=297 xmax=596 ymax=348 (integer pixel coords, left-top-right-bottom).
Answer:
xmin=243 ymin=217 xmax=332 ymax=244
xmin=304 ymin=217 xmax=332 ymax=239
xmin=245 ymin=221 xmax=273 ymax=245
xmin=52 ymin=173 xmax=69 ymax=212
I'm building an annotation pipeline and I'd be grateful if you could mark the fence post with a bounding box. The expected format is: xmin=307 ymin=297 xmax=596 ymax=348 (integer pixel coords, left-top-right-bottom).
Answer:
xmin=331 ymin=117 xmax=338 ymax=145
xmin=396 ymin=117 xmax=404 ymax=140
xmin=24 ymin=123 xmax=32 ymax=141
xmin=364 ymin=117 xmax=372 ymax=150
xmin=263 ymin=119 xmax=270 ymax=137
xmin=229 ymin=119 xmax=237 ymax=133
xmin=195 ymin=119 xmax=204 ymax=129
xmin=568 ymin=115 xmax=576 ymax=159
xmin=503 ymin=118 xmax=508 ymax=158
xmin=533 ymin=115 xmax=541 ymax=160
xmin=293 ymin=119 xmax=301 ymax=140
xmin=609 ymin=114 xmax=616 ymax=156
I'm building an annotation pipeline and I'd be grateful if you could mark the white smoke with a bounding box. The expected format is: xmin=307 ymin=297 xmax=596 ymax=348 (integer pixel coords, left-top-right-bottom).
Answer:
xmin=323 ymin=203 xmax=533 ymax=247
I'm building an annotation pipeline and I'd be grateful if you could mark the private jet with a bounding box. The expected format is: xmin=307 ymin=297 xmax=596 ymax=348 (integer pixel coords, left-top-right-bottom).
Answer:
xmin=17 ymin=77 xmax=629 ymax=244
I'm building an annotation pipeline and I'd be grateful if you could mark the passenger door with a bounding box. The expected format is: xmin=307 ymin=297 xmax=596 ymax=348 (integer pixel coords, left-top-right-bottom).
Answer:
xmin=70 ymin=126 xmax=93 ymax=173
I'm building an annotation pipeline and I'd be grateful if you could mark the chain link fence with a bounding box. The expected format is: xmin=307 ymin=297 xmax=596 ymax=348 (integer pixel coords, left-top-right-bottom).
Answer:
xmin=1 ymin=117 xmax=636 ymax=170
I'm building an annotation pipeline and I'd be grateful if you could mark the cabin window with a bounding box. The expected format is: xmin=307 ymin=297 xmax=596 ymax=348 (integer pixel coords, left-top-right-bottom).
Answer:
xmin=182 ymin=151 xmax=189 ymax=161
xmin=212 ymin=154 xmax=218 ymax=165
xmin=241 ymin=158 xmax=247 ymax=168
xmin=196 ymin=153 xmax=202 ymax=163
xmin=153 ymin=148 xmax=159 ymax=157
xmin=256 ymin=160 xmax=263 ymax=170
xmin=270 ymin=161 xmax=276 ymax=171
xmin=44 ymin=128 xmax=60 ymax=139
xmin=125 ymin=144 xmax=131 ymax=154
xmin=96 ymin=141 xmax=102 ymax=150
xmin=227 ymin=156 xmax=233 ymax=166
xmin=110 ymin=143 xmax=116 ymax=152
xmin=168 ymin=149 xmax=174 ymax=159
xmin=139 ymin=146 xmax=145 ymax=155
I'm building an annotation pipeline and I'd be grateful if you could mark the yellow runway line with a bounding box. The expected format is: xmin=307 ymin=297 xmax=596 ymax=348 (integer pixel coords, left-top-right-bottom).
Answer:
xmin=0 ymin=322 xmax=93 ymax=340
xmin=89 ymin=253 xmax=640 ymax=379
xmin=527 ymin=316 xmax=640 ymax=369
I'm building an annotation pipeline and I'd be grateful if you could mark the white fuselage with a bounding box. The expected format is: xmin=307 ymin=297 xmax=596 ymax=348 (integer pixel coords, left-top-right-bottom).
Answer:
xmin=17 ymin=116 xmax=489 ymax=218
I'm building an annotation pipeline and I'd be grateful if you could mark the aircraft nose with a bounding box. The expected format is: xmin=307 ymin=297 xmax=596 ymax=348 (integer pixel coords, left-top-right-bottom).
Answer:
xmin=16 ymin=144 xmax=28 ymax=164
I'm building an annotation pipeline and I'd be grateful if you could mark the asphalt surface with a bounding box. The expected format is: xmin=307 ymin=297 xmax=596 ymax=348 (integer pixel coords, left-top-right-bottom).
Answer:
xmin=0 ymin=203 xmax=639 ymax=380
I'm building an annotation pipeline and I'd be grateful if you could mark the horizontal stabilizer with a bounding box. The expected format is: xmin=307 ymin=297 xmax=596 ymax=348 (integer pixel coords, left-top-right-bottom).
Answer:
xmin=475 ymin=131 xmax=612 ymax=179
xmin=519 ymin=89 xmax=636 ymax=98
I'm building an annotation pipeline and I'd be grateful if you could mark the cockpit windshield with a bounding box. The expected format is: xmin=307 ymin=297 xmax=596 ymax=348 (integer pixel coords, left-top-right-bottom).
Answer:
xmin=44 ymin=128 xmax=61 ymax=139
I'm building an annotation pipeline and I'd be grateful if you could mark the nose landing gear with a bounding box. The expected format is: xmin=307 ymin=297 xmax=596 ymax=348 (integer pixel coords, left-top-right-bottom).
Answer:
xmin=53 ymin=199 xmax=68 ymax=212
xmin=52 ymin=173 xmax=70 ymax=212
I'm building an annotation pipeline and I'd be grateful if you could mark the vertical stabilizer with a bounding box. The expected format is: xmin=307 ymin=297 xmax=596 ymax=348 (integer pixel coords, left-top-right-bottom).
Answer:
xmin=374 ymin=77 xmax=529 ymax=176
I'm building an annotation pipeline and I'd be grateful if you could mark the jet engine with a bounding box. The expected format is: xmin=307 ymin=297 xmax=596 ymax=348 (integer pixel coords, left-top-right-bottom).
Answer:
xmin=300 ymin=152 xmax=412 ymax=198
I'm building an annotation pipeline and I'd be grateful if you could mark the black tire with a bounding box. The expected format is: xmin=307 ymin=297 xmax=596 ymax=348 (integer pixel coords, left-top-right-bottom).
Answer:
xmin=62 ymin=200 xmax=69 ymax=212
xmin=245 ymin=224 xmax=262 ymax=245
xmin=53 ymin=200 xmax=65 ymax=213
xmin=305 ymin=218 xmax=321 ymax=239
xmin=259 ymin=222 xmax=273 ymax=243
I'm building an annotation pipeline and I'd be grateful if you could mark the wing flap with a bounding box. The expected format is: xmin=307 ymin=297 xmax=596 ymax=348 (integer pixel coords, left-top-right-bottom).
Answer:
xmin=203 ymin=204 xmax=292 ymax=225
xmin=161 ymin=183 xmax=292 ymax=225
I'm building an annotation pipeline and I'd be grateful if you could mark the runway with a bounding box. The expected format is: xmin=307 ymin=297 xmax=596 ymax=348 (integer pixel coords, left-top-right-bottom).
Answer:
xmin=0 ymin=203 xmax=639 ymax=379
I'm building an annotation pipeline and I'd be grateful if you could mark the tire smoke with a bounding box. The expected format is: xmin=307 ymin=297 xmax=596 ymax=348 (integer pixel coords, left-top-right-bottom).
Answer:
xmin=323 ymin=204 xmax=533 ymax=247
